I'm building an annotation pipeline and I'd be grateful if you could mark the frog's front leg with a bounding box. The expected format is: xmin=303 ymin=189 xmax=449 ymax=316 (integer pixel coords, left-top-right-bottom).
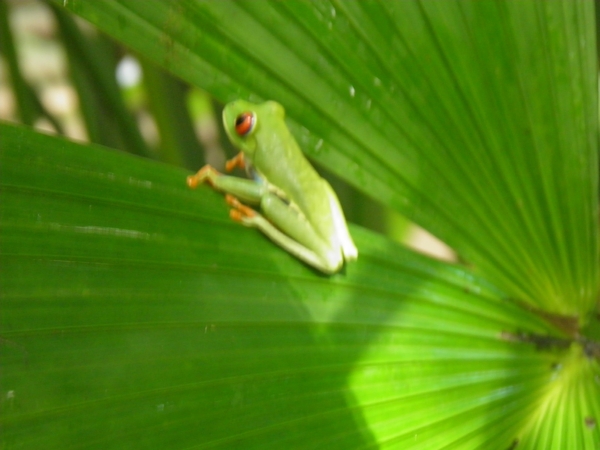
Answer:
xmin=187 ymin=165 xmax=265 ymax=205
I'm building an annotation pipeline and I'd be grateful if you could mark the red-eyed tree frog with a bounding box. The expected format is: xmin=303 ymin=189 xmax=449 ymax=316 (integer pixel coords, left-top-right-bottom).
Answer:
xmin=187 ymin=100 xmax=358 ymax=274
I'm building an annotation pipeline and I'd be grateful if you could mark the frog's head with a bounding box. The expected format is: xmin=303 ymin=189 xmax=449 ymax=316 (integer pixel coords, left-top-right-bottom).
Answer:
xmin=222 ymin=100 xmax=285 ymax=162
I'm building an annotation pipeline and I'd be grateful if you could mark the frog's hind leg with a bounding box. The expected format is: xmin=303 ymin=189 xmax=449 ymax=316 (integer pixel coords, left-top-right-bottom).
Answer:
xmin=226 ymin=194 xmax=342 ymax=274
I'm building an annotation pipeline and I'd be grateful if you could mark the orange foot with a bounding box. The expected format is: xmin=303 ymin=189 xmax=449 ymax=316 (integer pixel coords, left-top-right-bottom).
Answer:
xmin=225 ymin=152 xmax=246 ymax=172
xmin=187 ymin=165 xmax=220 ymax=188
xmin=225 ymin=194 xmax=256 ymax=222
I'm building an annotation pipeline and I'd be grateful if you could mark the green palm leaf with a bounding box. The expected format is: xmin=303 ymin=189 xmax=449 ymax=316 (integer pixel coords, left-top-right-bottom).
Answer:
xmin=2 ymin=1 xmax=599 ymax=448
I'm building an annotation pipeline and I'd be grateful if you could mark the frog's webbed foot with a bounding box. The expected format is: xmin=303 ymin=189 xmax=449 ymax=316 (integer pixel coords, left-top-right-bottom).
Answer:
xmin=187 ymin=165 xmax=221 ymax=189
xmin=225 ymin=152 xmax=246 ymax=172
xmin=225 ymin=194 xmax=258 ymax=225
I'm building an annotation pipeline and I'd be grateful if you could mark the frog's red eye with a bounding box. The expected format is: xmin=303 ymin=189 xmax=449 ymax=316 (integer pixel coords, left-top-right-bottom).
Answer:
xmin=235 ymin=112 xmax=255 ymax=136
